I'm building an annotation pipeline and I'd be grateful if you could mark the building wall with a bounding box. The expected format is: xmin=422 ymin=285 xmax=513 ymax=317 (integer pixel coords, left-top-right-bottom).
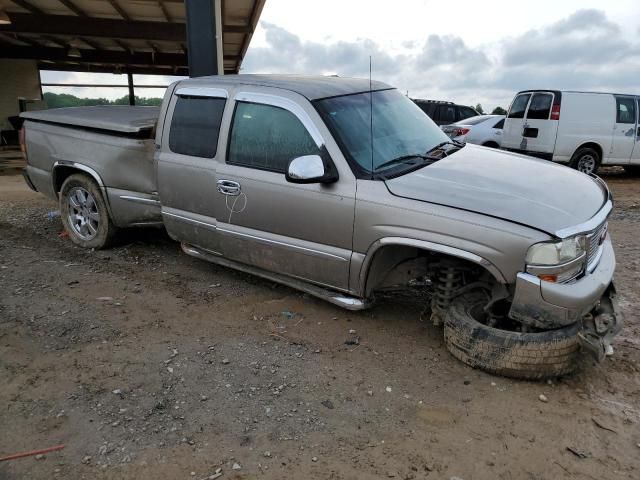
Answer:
xmin=0 ymin=59 xmax=41 ymax=131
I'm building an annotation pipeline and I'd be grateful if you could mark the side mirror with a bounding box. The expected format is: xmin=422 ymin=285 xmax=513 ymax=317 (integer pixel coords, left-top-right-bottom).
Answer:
xmin=285 ymin=154 xmax=338 ymax=184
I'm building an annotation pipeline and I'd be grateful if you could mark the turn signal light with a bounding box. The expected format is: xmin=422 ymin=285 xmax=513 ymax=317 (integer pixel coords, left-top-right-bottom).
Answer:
xmin=550 ymin=104 xmax=561 ymax=120
xmin=538 ymin=274 xmax=557 ymax=283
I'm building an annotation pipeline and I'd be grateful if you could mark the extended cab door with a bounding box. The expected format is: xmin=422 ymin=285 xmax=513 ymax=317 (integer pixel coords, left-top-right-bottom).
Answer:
xmin=610 ymin=96 xmax=637 ymax=164
xmin=156 ymin=87 xmax=229 ymax=252
xmin=213 ymin=89 xmax=356 ymax=291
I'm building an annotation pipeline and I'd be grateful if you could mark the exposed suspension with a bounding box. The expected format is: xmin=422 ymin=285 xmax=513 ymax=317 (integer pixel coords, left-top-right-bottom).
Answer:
xmin=430 ymin=264 xmax=463 ymax=326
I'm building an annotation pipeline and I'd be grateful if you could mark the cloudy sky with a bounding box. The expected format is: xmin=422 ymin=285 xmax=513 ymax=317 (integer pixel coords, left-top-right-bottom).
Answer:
xmin=42 ymin=0 xmax=640 ymax=111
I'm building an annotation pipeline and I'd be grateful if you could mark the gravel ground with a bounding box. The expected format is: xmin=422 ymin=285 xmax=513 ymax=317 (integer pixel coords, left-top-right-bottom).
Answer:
xmin=1 ymin=165 xmax=639 ymax=480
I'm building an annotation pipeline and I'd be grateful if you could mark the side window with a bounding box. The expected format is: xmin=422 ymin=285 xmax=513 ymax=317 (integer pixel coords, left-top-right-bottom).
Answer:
xmin=616 ymin=97 xmax=636 ymax=124
xmin=423 ymin=103 xmax=436 ymax=117
xmin=228 ymin=102 xmax=320 ymax=173
xmin=507 ymin=94 xmax=531 ymax=119
xmin=169 ymin=96 xmax=226 ymax=158
xmin=458 ymin=107 xmax=477 ymax=121
xmin=493 ymin=118 xmax=505 ymax=129
xmin=527 ymin=93 xmax=553 ymax=120
xmin=416 ymin=102 xmax=436 ymax=118
xmin=440 ymin=105 xmax=456 ymax=123
xmin=431 ymin=105 xmax=442 ymax=122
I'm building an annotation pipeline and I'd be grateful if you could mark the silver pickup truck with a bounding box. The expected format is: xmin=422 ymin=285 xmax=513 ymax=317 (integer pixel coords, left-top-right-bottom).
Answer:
xmin=21 ymin=74 xmax=621 ymax=379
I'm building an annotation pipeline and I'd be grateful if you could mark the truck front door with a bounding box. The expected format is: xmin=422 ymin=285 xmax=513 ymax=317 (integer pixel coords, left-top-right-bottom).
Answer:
xmin=156 ymin=87 xmax=229 ymax=253
xmin=213 ymin=90 xmax=356 ymax=291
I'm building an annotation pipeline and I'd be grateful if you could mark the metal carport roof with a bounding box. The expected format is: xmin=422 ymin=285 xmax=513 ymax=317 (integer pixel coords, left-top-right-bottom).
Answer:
xmin=0 ymin=0 xmax=266 ymax=75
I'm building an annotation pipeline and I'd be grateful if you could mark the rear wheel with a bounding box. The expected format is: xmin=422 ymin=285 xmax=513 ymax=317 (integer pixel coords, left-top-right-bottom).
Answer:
xmin=570 ymin=147 xmax=600 ymax=175
xmin=482 ymin=141 xmax=500 ymax=148
xmin=444 ymin=293 xmax=580 ymax=380
xmin=60 ymin=174 xmax=117 ymax=249
xmin=623 ymin=165 xmax=640 ymax=176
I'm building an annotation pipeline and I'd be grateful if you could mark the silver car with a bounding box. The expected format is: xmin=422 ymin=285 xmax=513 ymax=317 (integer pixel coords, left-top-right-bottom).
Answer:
xmin=21 ymin=75 xmax=621 ymax=379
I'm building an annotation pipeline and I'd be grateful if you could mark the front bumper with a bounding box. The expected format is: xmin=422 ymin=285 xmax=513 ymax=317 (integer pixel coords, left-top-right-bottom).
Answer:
xmin=509 ymin=237 xmax=622 ymax=360
xmin=510 ymin=236 xmax=615 ymax=328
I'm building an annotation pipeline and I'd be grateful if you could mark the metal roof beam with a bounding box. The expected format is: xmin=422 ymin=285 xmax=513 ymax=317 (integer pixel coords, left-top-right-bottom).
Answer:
xmin=0 ymin=13 xmax=251 ymax=40
xmin=9 ymin=0 xmax=43 ymax=14
xmin=1 ymin=44 xmax=239 ymax=65
xmin=57 ymin=0 xmax=87 ymax=17
xmin=107 ymin=0 xmax=130 ymax=21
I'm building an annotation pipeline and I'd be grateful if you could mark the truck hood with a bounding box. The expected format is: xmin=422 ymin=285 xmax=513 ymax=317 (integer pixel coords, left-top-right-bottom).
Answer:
xmin=385 ymin=144 xmax=607 ymax=235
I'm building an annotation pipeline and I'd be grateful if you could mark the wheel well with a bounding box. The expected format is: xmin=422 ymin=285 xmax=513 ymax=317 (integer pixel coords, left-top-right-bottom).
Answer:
xmin=573 ymin=142 xmax=603 ymax=161
xmin=53 ymin=166 xmax=98 ymax=195
xmin=482 ymin=141 xmax=499 ymax=148
xmin=363 ymin=244 xmax=496 ymax=297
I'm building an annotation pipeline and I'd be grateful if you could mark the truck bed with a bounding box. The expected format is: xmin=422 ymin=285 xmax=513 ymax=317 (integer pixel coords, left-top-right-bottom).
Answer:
xmin=21 ymin=105 xmax=160 ymax=134
xmin=22 ymin=105 xmax=162 ymax=228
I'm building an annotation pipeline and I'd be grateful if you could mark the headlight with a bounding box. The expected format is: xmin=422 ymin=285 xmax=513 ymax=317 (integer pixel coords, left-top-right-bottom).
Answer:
xmin=525 ymin=236 xmax=586 ymax=283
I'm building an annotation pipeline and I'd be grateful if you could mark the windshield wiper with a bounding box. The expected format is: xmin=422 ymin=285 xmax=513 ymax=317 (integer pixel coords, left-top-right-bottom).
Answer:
xmin=426 ymin=140 xmax=465 ymax=155
xmin=373 ymin=154 xmax=433 ymax=172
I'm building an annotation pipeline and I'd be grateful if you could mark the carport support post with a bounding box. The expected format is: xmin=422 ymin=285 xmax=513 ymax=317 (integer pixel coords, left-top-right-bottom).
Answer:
xmin=185 ymin=0 xmax=224 ymax=77
xmin=127 ymin=71 xmax=135 ymax=106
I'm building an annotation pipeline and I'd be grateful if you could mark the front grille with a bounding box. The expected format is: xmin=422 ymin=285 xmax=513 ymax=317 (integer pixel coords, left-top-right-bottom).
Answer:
xmin=586 ymin=221 xmax=607 ymax=268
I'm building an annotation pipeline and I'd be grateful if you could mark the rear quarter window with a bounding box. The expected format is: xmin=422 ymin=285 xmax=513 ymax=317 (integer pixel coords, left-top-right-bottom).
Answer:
xmin=169 ymin=96 xmax=226 ymax=158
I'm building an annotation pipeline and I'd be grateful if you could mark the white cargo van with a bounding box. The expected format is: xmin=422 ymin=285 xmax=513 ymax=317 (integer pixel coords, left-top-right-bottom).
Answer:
xmin=502 ymin=90 xmax=640 ymax=175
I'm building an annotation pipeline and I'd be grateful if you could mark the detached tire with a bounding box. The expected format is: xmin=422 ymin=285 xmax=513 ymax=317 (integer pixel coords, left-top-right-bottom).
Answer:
xmin=60 ymin=173 xmax=117 ymax=249
xmin=444 ymin=293 xmax=580 ymax=380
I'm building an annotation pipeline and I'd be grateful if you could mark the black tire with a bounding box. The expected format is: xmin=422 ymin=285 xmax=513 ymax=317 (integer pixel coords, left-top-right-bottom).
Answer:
xmin=482 ymin=141 xmax=500 ymax=149
xmin=444 ymin=293 xmax=580 ymax=380
xmin=623 ymin=165 xmax=640 ymax=176
xmin=59 ymin=173 xmax=117 ymax=249
xmin=570 ymin=147 xmax=600 ymax=175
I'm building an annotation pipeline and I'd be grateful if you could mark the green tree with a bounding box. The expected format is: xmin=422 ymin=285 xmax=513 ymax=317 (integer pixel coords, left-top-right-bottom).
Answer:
xmin=475 ymin=103 xmax=484 ymax=114
xmin=491 ymin=106 xmax=507 ymax=115
xmin=43 ymin=92 xmax=163 ymax=109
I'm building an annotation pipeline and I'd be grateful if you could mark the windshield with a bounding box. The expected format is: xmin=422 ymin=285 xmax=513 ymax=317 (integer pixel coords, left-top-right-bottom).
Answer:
xmin=316 ymin=89 xmax=451 ymax=176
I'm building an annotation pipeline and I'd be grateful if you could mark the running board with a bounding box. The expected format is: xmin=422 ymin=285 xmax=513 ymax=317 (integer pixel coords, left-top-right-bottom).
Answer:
xmin=180 ymin=243 xmax=370 ymax=311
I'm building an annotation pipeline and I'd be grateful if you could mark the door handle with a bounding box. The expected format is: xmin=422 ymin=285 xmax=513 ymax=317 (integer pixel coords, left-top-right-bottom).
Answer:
xmin=217 ymin=179 xmax=241 ymax=196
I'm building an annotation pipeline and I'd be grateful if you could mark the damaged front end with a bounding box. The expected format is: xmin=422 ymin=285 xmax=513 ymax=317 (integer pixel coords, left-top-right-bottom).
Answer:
xmin=578 ymin=283 xmax=623 ymax=361
xmin=509 ymin=232 xmax=623 ymax=362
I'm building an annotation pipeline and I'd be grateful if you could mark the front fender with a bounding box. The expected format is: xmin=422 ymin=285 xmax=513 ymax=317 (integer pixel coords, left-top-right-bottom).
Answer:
xmin=352 ymin=236 xmax=508 ymax=298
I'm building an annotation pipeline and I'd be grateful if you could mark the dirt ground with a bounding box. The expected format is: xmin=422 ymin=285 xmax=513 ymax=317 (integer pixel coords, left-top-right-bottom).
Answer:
xmin=1 ymin=155 xmax=639 ymax=480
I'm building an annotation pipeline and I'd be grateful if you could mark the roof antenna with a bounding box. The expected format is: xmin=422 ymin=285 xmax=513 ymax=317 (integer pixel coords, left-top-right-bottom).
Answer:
xmin=369 ymin=55 xmax=374 ymax=177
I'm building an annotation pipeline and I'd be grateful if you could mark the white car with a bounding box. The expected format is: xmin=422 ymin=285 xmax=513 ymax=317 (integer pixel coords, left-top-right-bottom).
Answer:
xmin=501 ymin=90 xmax=640 ymax=175
xmin=441 ymin=115 xmax=505 ymax=148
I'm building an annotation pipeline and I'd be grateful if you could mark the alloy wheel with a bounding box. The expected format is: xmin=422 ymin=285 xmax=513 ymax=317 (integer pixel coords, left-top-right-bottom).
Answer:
xmin=67 ymin=187 xmax=100 ymax=240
